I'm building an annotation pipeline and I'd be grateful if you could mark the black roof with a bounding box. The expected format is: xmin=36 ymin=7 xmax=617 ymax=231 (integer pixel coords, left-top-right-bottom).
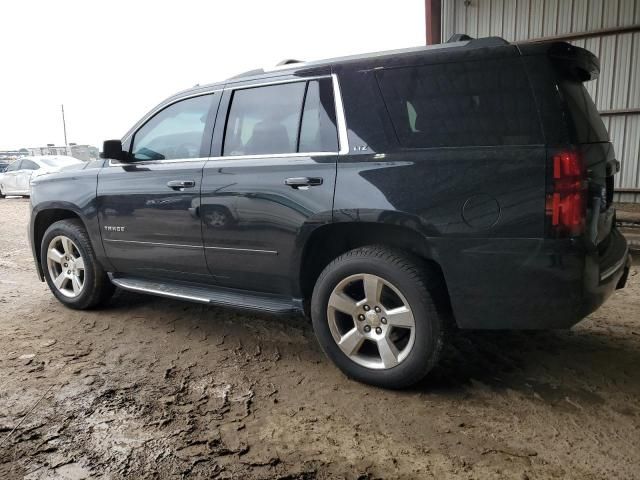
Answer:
xmin=170 ymin=36 xmax=516 ymax=98
xmin=144 ymin=35 xmax=580 ymax=126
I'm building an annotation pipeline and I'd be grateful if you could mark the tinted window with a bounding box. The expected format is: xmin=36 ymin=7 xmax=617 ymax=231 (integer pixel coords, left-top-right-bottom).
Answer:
xmin=21 ymin=160 xmax=40 ymax=170
xmin=377 ymin=58 xmax=543 ymax=147
xmin=132 ymin=94 xmax=214 ymax=161
xmin=224 ymin=82 xmax=306 ymax=156
xmin=557 ymin=80 xmax=608 ymax=143
xmin=299 ymin=79 xmax=339 ymax=152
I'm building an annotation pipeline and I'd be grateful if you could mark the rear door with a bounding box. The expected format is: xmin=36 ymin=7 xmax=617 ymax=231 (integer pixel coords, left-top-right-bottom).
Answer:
xmin=97 ymin=92 xmax=220 ymax=281
xmin=201 ymin=75 xmax=344 ymax=295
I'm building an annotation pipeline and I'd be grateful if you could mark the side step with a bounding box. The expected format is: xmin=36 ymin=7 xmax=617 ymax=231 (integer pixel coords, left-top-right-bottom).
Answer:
xmin=109 ymin=275 xmax=302 ymax=315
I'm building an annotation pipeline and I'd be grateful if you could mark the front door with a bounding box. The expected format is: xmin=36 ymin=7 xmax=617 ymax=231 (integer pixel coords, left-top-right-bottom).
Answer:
xmin=201 ymin=76 xmax=342 ymax=295
xmin=1 ymin=160 xmax=20 ymax=194
xmin=17 ymin=159 xmax=39 ymax=194
xmin=97 ymin=92 xmax=220 ymax=281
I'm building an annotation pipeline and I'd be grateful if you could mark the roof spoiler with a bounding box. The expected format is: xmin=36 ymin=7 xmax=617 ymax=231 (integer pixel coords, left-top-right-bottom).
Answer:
xmin=548 ymin=42 xmax=600 ymax=81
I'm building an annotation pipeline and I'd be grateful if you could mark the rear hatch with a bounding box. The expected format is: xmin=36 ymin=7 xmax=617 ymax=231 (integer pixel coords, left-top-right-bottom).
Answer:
xmin=524 ymin=42 xmax=618 ymax=248
xmin=552 ymin=44 xmax=618 ymax=247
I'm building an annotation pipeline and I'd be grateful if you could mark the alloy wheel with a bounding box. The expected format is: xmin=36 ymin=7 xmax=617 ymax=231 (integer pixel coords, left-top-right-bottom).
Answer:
xmin=46 ymin=235 xmax=86 ymax=298
xmin=327 ymin=273 xmax=416 ymax=369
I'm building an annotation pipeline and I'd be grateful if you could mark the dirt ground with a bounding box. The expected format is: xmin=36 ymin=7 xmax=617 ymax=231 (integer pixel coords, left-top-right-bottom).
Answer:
xmin=0 ymin=198 xmax=639 ymax=480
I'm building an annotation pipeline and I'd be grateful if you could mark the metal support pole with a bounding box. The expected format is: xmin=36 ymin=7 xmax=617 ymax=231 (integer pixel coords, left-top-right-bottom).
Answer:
xmin=425 ymin=0 xmax=442 ymax=45
xmin=61 ymin=104 xmax=68 ymax=147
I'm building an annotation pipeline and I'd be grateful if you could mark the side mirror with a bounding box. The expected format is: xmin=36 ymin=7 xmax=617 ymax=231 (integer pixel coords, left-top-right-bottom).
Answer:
xmin=100 ymin=139 xmax=128 ymax=161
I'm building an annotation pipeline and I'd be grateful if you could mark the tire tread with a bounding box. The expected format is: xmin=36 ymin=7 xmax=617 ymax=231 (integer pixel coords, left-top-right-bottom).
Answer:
xmin=312 ymin=245 xmax=445 ymax=388
xmin=41 ymin=219 xmax=114 ymax=310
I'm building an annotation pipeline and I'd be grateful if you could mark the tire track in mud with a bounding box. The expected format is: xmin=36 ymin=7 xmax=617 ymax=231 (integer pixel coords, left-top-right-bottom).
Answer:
xmin=1 ymin=198 xmax=639 ymax=479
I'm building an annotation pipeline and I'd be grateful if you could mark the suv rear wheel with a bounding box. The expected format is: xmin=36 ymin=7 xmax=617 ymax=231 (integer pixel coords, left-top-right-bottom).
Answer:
xmin=311 ymin=246 xmax=444 ymax=388
xmin=41 ymin=219 xmax=114 ymax=309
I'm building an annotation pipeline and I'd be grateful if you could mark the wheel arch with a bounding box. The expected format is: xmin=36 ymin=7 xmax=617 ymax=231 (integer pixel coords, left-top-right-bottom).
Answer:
xmin=296 ymin=221 xmax=452 ymax=318
xmin=31 ymin=206 xmax=93 ymax=281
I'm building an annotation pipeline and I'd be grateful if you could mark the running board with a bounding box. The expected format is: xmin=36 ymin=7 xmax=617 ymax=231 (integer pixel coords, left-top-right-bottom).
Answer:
xmin=109 ymin=275 xmax=302 ymax=315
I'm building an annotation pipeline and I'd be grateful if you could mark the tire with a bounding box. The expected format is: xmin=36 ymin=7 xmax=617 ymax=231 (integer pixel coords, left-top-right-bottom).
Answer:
xmin=41 ymin=219 xmax=114 ymax=309
xmin=0 ymin=185 xmax=5 ymax=198
xmin=311 ymin=246 xmax=444 ymax=389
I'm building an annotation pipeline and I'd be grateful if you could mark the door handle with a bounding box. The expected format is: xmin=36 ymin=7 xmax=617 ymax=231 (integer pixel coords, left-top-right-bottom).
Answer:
xmin=284 ymin=177 xmax=323 ymax=189
xmin=167 ymin=180 xmax=195 ymax=190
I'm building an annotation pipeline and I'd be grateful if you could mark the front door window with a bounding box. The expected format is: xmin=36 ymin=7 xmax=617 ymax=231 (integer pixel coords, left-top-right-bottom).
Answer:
xmin=131 ymin=94 xmax=215 ymax=161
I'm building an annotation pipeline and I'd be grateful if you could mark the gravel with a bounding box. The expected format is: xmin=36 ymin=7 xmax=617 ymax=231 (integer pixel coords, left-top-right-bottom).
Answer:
xmin=1 ymin=197 xmax=639 ymax=479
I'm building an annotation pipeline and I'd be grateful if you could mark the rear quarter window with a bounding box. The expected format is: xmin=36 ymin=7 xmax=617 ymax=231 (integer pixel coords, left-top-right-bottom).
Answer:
xmin=376 ymin=58 xmax=543 ymax=148
xmin=557 ymin=80 xmax=609 ymax=143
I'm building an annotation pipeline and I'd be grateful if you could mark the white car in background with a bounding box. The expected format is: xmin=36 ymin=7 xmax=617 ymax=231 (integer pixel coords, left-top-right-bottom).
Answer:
xmin=0 ymin=156 xmax=82 ymax=197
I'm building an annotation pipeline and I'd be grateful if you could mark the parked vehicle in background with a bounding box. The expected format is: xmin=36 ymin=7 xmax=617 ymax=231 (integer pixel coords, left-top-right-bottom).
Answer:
xmin=29 ymin=36 xmax=631 ymax=388
xmin=0 ymin=156 xmax=82 ymax=197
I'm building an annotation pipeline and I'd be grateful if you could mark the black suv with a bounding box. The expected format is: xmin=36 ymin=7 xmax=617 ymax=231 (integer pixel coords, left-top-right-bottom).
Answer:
xmin=29 ymin=37 xmax=631 ymax=388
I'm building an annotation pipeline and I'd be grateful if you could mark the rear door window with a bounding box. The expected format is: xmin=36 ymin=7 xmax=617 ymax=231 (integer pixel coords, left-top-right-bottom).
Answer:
xmin=224 ymin=82 xmax=305 ymax=156
xmin=223 ymin=78 xmax=338 ymax=156
xmin=21 ymin=160 xmax=40 ymax=170
xmin=376 ymin=58 xmax=543 ymax=148
xmin=299 ymin=79 xmax=339 ymax=152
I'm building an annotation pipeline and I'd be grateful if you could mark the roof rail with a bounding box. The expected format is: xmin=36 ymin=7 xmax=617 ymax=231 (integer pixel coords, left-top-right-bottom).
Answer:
xmin=448 ymin=33 xmax=473 ymax=42
xmin=276 ymin=59 xmax=303 ymax=66
xmin=227 ymin=68 xmax=265 ymax=80
xmin=227 ymin=36 xmax=510 ymax=81
xmin=469 ymin=36 xmax=510 ymax=47
xmin=228 ymin=59 xmax=304 ymax=80
xmin=448 ymin=33 xmax=510 ymax=47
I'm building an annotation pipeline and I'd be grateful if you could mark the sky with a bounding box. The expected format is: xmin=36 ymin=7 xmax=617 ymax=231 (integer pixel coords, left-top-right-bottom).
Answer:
xmin=0 ymin=0 xmax=425 ymax=150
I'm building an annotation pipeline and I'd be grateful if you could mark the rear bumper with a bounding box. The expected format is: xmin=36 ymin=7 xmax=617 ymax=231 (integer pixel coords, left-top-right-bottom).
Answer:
xmin=438 ymin=228 xmax=630 ymax=329
xmin=580 ymin=228 xmax=630 ymax=318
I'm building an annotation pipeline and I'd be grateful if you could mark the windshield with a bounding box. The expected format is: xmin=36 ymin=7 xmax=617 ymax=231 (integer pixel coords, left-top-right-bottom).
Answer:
xmin=39 ymin=157 xmax=82 ymax=168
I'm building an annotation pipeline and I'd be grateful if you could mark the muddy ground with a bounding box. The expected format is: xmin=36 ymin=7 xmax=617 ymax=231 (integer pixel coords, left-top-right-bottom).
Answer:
xmin=0 ymin=197 xmax=639 ymax=479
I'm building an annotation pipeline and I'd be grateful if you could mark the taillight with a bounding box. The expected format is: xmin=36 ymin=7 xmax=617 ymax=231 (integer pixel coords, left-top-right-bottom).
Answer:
xmin=545 ymin=149 xmax=586 ymax=237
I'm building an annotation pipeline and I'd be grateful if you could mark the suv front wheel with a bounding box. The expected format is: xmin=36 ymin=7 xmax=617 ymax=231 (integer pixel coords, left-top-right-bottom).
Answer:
xmin=41 ymin=219 xmax=114 ymax=309
xmin=311 ymin=246 xmax=444 ymax=389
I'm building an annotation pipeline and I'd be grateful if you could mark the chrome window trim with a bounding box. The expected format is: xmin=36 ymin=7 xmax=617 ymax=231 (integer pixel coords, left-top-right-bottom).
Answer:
xmin=108 ymin=152 xmax=336 ymax=167
xmin=331 ymin=73 xmax=349 ymax=155
xmin=226 ymin=74 xmax=329 ymax=91
xmin=108 ymin=157 xmax=208 ymax=167
xmin=219 ymin=73 xmax=349 ymax=158
xmin=206 ymin=151 xmax=336 ymax=162
xmin=112 ymin=73 xmax=349 ymax=166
